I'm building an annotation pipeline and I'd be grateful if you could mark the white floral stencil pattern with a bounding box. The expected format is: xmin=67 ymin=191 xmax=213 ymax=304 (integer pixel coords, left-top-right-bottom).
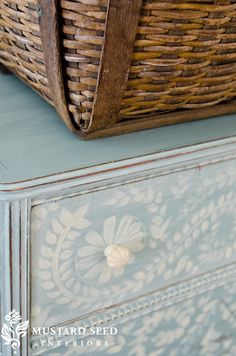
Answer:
xmin=31 ymin=160 xmax=236 ymax=327
xmin=36 ymin=281 xmax=236 ymax=356
xmin=77 ymin=215 xmax=145 ymax=284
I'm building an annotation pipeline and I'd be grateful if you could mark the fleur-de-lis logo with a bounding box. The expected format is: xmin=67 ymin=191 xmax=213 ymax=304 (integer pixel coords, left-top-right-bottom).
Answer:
xmin=1 ymin=309 xmax=29 ymax=353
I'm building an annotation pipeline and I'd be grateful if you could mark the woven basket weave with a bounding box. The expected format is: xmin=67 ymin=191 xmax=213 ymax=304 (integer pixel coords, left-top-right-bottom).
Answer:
xmin=1 ymin=0 xmax=236 ymax=139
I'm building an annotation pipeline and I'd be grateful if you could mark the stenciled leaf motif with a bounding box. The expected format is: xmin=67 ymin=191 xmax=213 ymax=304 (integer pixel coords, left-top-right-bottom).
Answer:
xmin=67 ymin=231 xmax=80 ymax=240
xmin=59 ymin=208 xmax=73 ymax=226
xmin=41 ymin=246 xmax=54 ymax=258
xmin=52 ymin=219 xmax=63 ymax=234
xmin=15 ymin=321 xmax=29 ymax=338
xmin=62 ymin=241 xmax=74 ymax=249
xmin=76 ymin=204 xmax=89 ymax=217
xmin=59 ymin=259 xmax=73 ymax=274
xmin=61 ymin=270 xmax=72 ymax=282
xmin=32 ymin=162 xmax=236 ymax=327
xmin=1 ymin=323 xmax=12 ymax=344
xmin=72 ymin=217 xmax=91 ymax=230
xmin=39 ymin=257 xmax=52 ymax=269
xmin=46 ymin=232 xmax=57 ymax=245
xmin=72 ymin=205 xmax=91 ymax=229
xmin=60 ymin=250 xmax=74 ymax=260
xmin=33 ymin=206 xmax=47 ymax=219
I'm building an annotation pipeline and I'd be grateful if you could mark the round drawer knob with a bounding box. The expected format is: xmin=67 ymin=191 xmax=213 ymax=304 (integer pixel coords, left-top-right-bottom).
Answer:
xmin=104 ymin=244 xmax=131 ymax=269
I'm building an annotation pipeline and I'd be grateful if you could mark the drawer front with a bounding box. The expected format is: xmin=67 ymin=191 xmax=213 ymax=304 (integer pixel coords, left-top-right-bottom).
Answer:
xmin=31 ymin=158 xmax=236 ymax=327
xmin=36 ymin=279 xmax=236 ymax=356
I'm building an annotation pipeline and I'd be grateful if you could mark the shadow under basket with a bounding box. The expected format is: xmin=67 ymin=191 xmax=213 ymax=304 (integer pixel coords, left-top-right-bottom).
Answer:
xmin=1 ymin=0 xmax=236 ymax=139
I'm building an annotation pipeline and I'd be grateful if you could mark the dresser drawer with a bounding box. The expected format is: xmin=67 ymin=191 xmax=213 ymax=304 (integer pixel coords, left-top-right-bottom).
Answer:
xmin=31 ymin=158 xmax=236 ymax=327
xmin=31 ymin=269 xmax=236 ymax=356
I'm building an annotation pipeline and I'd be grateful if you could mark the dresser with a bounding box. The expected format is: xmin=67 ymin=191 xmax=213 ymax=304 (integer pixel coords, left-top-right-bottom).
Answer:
xmin=1 ymin=72 xmax=236 ymax=356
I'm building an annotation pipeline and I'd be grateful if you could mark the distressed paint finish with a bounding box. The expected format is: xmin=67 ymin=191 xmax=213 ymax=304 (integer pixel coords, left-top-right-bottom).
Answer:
xmin=0 ymin=138 xmax=236 ymax=355
xmin=0 ymin=200 xmax=31 ymax=356
xmin=34 ymin=278 xmax=236 ymax=355
xmin=1 ymin=74 xmax=236 ymax=355
xmin=30 ymin=156 xmax=236 ymax=327
xmin=30 ymin=262 xmax=236 ymax=354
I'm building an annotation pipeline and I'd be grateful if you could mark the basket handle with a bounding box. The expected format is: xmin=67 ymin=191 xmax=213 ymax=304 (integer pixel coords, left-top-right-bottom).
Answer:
xmin=38 ymin=0 xmax=74 ymax=131
xmin=88 ymin=0 xmax=143 ymax=133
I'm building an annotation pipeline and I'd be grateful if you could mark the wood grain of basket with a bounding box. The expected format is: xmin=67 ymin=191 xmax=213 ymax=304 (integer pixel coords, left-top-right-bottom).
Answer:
xmin=1 ymin=0 xmax=236 ymax=139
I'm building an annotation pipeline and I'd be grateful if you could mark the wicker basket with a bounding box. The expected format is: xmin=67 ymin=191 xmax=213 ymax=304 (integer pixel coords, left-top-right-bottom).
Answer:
xmin=1 ymin=0 xmax=236 ymax=139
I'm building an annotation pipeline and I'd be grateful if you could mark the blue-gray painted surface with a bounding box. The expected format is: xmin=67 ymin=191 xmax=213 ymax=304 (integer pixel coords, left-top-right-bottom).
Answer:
xmin=1 ymin=73 xmax=236 ymax=356
xmin=0 ymin=73 xmax=236 ymax=184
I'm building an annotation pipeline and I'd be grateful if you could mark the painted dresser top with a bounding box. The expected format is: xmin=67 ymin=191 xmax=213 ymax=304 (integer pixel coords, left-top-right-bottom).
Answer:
xmin=0 ymin=72 xmax=236 ymax=186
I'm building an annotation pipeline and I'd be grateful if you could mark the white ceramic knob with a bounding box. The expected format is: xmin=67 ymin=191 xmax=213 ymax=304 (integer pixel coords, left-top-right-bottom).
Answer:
xmin=104 ymin=244 xmax=131 ymax=269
